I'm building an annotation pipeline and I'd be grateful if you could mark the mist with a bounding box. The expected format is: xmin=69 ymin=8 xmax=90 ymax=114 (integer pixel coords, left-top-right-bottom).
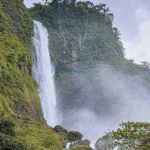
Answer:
xmin=57 ymin=64 xmax=150 ymax=142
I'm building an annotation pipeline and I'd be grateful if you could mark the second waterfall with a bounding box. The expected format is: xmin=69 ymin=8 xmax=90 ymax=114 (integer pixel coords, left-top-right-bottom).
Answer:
xmin=32 ymin=20 xmax=57 ymax=127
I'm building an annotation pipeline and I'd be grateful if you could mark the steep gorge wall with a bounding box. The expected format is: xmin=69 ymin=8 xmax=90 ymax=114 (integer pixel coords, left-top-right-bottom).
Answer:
xmin=30 ymin=2 xmax=125 ymax=115
xmin=31 ymin=2 xmax=150 ymax=140
xmin=31 ymin=4 xmax=124 ymax=71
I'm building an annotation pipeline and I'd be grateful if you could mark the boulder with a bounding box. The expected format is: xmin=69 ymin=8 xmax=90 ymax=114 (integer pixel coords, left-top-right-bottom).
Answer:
xmin=53 ymin=125 xmax=68 ymax=133
xmin=68 ymin=131 xmax=83 ymax=141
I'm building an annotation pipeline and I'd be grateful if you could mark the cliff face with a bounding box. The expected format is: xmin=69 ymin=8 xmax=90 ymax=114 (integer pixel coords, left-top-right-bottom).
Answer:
xmin=31 ymin=2 xmax=150 ymax=131
xmin=30 ymin=2 xmax=124 ymax=119
xmin=31 ymin=3 xmax=124 ymax=71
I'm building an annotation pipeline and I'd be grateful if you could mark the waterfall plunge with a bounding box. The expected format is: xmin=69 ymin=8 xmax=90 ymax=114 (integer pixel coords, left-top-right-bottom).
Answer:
xmin=32 ymin=20 xmax=57 ymax=127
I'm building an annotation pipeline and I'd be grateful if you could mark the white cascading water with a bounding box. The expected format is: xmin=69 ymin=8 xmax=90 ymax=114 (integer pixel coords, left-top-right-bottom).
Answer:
xmin=32 ymin=20 xmax=57 ymax=127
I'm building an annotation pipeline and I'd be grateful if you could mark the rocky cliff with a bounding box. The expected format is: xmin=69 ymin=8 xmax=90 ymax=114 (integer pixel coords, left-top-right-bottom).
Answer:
xmin=30 ymin=1 xmax=150 ymax=134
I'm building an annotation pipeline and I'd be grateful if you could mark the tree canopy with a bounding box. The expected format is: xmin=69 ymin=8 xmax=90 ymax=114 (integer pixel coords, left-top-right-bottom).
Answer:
xmin=100 ymin=122 xmax=150 ymax=150
xmin=34 ymin=0 xmax=115 ymax=25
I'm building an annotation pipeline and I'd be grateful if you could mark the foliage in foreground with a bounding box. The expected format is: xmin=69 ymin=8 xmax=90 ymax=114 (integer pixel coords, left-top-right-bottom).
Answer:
xmin=70 ymin=145 xmax=93 ymax=150
xmin=100 ymin=122 xmax=150 ymax=150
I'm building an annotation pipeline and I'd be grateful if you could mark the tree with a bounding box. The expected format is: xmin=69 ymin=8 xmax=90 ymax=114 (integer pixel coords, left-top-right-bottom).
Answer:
xmin=42 ymin=0 xmax=49 ymax=5
xmin=71 ymin=0 xmax=76 ymax=6
xmin=112 ymin=27 xmax=120 ymax=38
xmin=63 ymin=0 xmax=76 ymax=6
xmin=94 ymin=3 xmax=107 ymax=13
xmin=84 ymin=1 xmax=94 ymax=8
xmin=33 ymin=3 xmax=42 ymax=9
xmin=141 ymin=61 xmax=150 ymax=70
xmin=51 ymin=0 xmax=62 ymax=7
xmin=76 ymin=2 xmax=87 ymax=13
xmin=100 ymin=122 xmax=150 ymax=150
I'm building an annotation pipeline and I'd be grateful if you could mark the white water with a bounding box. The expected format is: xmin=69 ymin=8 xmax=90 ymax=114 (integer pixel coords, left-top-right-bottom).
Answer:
xmin=66 ymin=142 xmax=72 ymax=149
xmin=32 ymin=20 xmax=57 ymax=127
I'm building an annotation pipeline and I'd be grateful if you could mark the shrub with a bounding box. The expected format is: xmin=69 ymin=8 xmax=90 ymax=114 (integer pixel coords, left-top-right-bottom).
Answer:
xmin=0 ymin=117 xmax=15 ymax=136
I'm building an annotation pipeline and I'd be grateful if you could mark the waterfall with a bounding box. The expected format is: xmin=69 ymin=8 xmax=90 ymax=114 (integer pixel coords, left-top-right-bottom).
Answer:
xmin=32 ymin=20 xmax=57 ymax=127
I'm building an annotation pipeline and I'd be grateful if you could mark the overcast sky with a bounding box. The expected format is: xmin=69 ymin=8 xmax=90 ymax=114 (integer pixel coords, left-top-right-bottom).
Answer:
xmin=24 ymin=0 xmax=150 ymax=64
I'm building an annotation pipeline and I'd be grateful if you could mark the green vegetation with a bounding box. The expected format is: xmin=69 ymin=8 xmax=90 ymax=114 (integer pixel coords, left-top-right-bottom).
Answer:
xmin=0 ymin=115 xmax=66 ymax=150
xmin=68 ymin=131 xmax=83 ymax=142
xmin=30 ymin=0 xmax=150 ymax=78
xmin=100 ymin=122 xmax=150 ymax=150
xmin=0 ymin=0 xmax=43 ymax=121
xmin=30 ymin=0 xmax=124 ymax=73
xmin=70 ymin=145 xmax=93 ymax=150
xmin=0 ymin=0 xmax=33 ymax=46
xmin=31 ymin=2 xmax=150 ymax=150
xmin=0 ymin=0 xmax=68 ymax=149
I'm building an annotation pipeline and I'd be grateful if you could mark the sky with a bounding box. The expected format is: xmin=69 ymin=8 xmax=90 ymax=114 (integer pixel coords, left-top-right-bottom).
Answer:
xmin=24 ymin=0 xmax=150 ymax=64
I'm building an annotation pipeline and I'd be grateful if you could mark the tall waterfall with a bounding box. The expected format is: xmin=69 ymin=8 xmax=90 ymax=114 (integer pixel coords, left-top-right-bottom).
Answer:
xmin=32 ymin=20 xmax=57 ymax=127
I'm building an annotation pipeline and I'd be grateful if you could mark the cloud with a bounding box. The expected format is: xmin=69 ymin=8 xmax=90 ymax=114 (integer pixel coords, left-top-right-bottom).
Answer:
xmin=24 ymin=0 xmax=43 ymax=8
xmin=135 ymin=8 xmax=150 ymax=20
xmin=125 ymin=20 xmax=150 ymax=63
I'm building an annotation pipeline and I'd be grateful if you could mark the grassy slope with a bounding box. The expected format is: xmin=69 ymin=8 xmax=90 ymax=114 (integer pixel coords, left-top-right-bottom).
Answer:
xmin=0 ymin=0 xmax=67 ymax=149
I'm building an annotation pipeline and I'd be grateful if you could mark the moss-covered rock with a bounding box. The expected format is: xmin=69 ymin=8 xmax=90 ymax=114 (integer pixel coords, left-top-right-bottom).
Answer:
xmin=68 ymin=131 xmax=83 ymax=142
xmin=54 ymin=125 xmax=68 ymax=133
